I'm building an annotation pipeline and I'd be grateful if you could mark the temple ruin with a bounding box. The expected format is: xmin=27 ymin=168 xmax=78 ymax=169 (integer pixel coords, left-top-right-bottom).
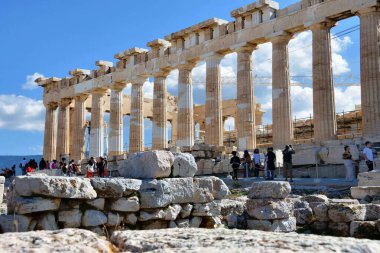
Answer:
xmin=37 ymin=0 xmax=380 ymax=165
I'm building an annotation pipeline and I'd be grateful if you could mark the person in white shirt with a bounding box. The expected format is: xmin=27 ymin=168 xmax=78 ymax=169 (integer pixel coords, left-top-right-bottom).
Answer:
xmin=363 ymin=141 xmax=374 ymax=172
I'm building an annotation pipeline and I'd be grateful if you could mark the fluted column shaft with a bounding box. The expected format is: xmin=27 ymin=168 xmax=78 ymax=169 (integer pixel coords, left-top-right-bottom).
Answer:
xmin=312 ymin=22 xmax=337 ymax=142
xmin=152 ymin=74 xmax=168 ymax=150
xmin=56 ymin=98 xmax=72 ymax=160
xmin=89 ymin=91 xmax=106 ymax=158
xmin=271 ymin=35 xmax=293 ymax=148
xmin=43 ymin=103 xmax=58 ymax=161
xmin=205 ymin=54 xmax=224 ymax=146
xmin=177 ymin=64 xmax=196 ymax=147
xmin=72 ymin=95 xmax=88 ymax=161
xmin=109 ymin=86 xmax=124 ymax=156
xmin=129 ymin=81 xmax=145 ymax=153
xmin=358 ymin=7 xmax=380 ymax=138
xmin=236 ymin=46 xmax=256 ymax=150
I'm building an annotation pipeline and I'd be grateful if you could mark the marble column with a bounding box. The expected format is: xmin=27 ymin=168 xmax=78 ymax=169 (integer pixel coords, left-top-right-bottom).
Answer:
xmin=205 ymin=53 xmax=224 ymax=146
xmin=271 ymin=34 xmax=293 ymax=148
xmin=152 ymin=73 xmax=168 ymax=150
xmin=236 ymin=45 xmax=256 ymax=150
xmin=89 ymin=90 xmax=106 ymax=158
xmin=129 ymin=80 xmax=145 ymax=153
xmin=358 ymin=7 xmax=380 ymax=138
xmin=72 ymin=94 xmax=89 ymax=162
xmin=109 ymin=86 xmax=124 ymax=156
xmin=311 ymin=21 xmax=337 ymax=142
xmin=177 ymin=63 xmax=196 ymax=147
xmin=43 ymin=103 xmax=58 ymax=161
xmin=56 ymin=98 xmax=72 ymax=160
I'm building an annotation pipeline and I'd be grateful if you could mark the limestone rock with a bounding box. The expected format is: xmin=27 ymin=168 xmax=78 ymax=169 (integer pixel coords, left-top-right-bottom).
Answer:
xmin=12 ymin=197 xmax=61 ymax=214
xmin=165 ymin=204 xmax=182 ymax=220
xmin=365 ymin=204 xmax=380 ymax=220
xmin=203 ymin=159 xmax=215 ymax=174
xmin=172 ymin=153 xmax=197 ymax=177
xmin=192 ymin=201 xmax=221 ymax=217
xmin=328 ymin=204 xmax=366 ymax=223
xmin=124 ymin=213 xmax=138 ymax=225
xmin=271 ymin=217 xmax=296 ymax=232
xmin=313 ymin=203 xmax=330 ymax=222
xmin=0 ymin=215 xmax=33 ymax=233
xmin=193 ymin=177 xmax=230 ymax=200
xmin=14 ymin=176 xmax=96 ymax=199
xmin=81 ymin=210 xmax=107 ymax=227
xmin=248 ymin=181 xmax=291 ymax=199
xmin=247 ymin=220 xmax=272 ymax=231
xmin=190 ymin=217 xmax=202 ymax=228
xmin=58 ymin=209 xmax=82 ymax=228
xmin=90 ymin=178 xmax=142 ymax=197
xmin=246 ymin=199 xmax=290 ymax=220
xmin=111 ymin=228 xmax=380 ymax=252
xmin=311 ymin=221 xmax=328 ymax=232
xmin=328 ymin=222 xmax=350 ymax=237
xmin=107 ymin=212 xmax=123 ymax=227
xmin=350 ymin=221 xmax=380 ymax=239
xmin=139 ymin=209 xmax=166 ymax=221
xmin=294 ymin=207 xmax=313 ymax=225
xmin=36 ymin=213 xmax=58 ymax=231
xmin=118 ymin=151 xmax=174 ymax=179
xmin=176 ymin=219 xmax=190 ymax=228
xmin=201 ymin=216 xmax=222 ymax=229
xmin=140 ymin=220 xmax=168 ymax=230
xmin=111 ymin=196 xmax=140 ymax=212
xmin=180 ymin=203 xmax=193 ymax=218
xmin=59 ymin=199 xmax=82 ymax=210
xmin=85 ymin=198 xmax=105 ymax=210
xmin=0 ymin=228 xmax=116 ymax=252
xmin=220 ymin=199 xmax=245 ymax=216
xmin=302 ymin=194 xmax=329 ymax=204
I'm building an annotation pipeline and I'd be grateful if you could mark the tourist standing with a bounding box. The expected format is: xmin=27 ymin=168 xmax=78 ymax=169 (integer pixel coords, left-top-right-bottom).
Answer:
xmin=86 ymin=160 xmax=95 ymax=178
xmin=97 ymin=157 xmax=106 ymax=178
xmin=19 ymin=157 xmax=27 ymax=175
xmin=266 ymin=147 xmax=276 ymax=180
xmin=11 ymin=164 xmax=16 ymax=176
xmin=363 ymin=141 xmax=375 ymax=172
xmin=242 ymin=150 xmax=252 ymax=178
xmin=283 ymin=145 xmax=295 ymax=182
xmin=343 ymin=146 xmax=354 ymax=181
xmin=253 ymin=149 xmax=261 ymax=178
xmin=230 ymin=151 xmax=241 ymax=181
xmin=39 ymin=158 xmax=47 ymax=170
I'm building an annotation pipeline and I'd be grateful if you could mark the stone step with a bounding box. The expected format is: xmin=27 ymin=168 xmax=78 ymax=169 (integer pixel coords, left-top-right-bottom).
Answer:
xmin=358 ymin=171 xmax=380 ymax=186
xmin=351 ymin=186 xmax=380 ymax=199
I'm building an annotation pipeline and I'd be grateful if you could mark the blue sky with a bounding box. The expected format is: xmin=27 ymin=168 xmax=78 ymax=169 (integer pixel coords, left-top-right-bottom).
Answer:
xmin=0 ymin=0 xmax=361 ymax=155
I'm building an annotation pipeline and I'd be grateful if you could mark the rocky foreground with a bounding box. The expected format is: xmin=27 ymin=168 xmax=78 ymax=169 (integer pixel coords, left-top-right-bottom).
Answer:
xmin=0 ymin=228 xmax=379 ymax=253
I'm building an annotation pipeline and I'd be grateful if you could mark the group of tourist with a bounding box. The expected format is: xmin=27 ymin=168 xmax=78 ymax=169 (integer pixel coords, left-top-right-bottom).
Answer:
xmin=85 ymin=156 xmax=108 ymax=178
xmin=230 ymin=145 xmax=296 ymax=182
xmin=343 ymin=141 xmax=376 ymax=181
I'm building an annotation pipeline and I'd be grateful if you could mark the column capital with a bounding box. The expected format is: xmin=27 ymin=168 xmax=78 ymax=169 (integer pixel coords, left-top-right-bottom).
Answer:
xmin=232 ymin=42 xmax=257 ymax=54
xmin=133 ymin=76 xmax=149 ymax=85
xmin=153 ymin=71 xmax=170 ymax=79
xmin=178 ymin=61 xmax=197 ymax=71
xmin=92 ymin=88 xmax=108 ymax=95
xmin=201 ymin=52 xmax=224 ymax=62
xmin=45 ymin=102 xmax=58 ymax=109
xmin=74 ymin=94 xmax=89 ymax=102
xmin=309 ymin=19 xmax=337 ymax=31
xmin=59 ymin=98 xmax=72 ymax=107
xmin=111 ymin=82 xmax=127 ymax=92
xmin=269 ymin=32 xmax=293 ymax=44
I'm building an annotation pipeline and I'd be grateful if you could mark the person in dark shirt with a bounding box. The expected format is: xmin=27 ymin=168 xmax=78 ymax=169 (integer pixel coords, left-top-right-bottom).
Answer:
xmin=97 ymin=156 xmax=106 ymax=178
xmin=230 ymin=151 xmax=241 ymax=181
xmin=266 ymin=147 xmax=276 ymax=180
xmin=283 ymin=145 xmax=296 ymax=182
xmin=39 ymin=158 xmax=47 ymax=170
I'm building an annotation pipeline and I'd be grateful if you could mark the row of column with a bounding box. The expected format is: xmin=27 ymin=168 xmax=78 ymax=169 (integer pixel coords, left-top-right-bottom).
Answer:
xmin=43 ymin=7 xmax=380 ymax=161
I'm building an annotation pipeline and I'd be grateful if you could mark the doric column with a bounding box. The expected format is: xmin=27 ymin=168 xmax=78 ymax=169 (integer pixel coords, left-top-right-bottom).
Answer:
xmin=109 ymin=85 xmax=125 ymax=156
xmin=205 ymin=53 xmax=224 ymax=146
xmin=311 ymin=21 xmax=337 ymax=142
xmin=271 ymin=34 xmax=293 ymax=148
xmin=236 ymin=44 xmax=256 ymax=150
xmin=129 ymin=79 xmax=146 ymax=153
xmin=72 ymin=94 xmax=89 ymax=162
xmin=171 ymin=113 xmax=178 ymax=145
xmin=152 ymin=73 xmax=168 ymax=150
xmin=43 ymin=103 xmax=58 ymax=161
xmin=177 ymin=63 xmax=196 ymax=147
xmin=357 ymin=7 xmax=380 ymax=138
xmin=56 ymin=98 xmax=72 ymax=160
xmin=89 ymin=90 xmax=106 ymax=158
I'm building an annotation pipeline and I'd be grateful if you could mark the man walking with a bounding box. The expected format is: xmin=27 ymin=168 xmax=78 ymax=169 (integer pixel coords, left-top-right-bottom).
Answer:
xmin=283 ymin=145 xmax=295 ymax=182
xmin=363 ymin=141 xmax=375 ymax=172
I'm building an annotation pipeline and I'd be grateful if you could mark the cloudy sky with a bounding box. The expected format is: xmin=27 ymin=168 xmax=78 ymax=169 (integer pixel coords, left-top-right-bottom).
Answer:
xmin=0 ymin=0 xmax=361 ymax=155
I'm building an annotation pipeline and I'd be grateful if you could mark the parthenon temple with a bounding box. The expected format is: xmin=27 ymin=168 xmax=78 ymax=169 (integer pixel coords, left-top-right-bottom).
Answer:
xmin=38 ymin=0 xmax=380 ymax=164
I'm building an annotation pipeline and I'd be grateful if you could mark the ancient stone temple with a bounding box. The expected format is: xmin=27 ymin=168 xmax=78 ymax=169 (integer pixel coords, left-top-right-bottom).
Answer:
xmin=38 ymin=0 xmax=380 ymax=163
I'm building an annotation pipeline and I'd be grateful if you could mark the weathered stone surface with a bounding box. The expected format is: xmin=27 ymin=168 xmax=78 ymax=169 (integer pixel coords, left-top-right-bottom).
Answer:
xmin=124 ymin=213 xmax=138 ymax=225
xmin=14 ymin=176 xmax=97 ymax=199
xmin=290 ymin=198 xmax=310 ymax=209
xmin=90 ymin=178 xmax=142 ymax=197
xmin=111 ymin=196 xmax=140 ymax=212
xmin=12 ymin=197 xmax=60 ymax=214
xmin=247 ymin=219 xmax=272 ymax=231
xmin=85 ymin=198 xmax=105 ymax=210
xmin=200 ymin=216 xmax=222 ymax=229
xmin=313 ymin=203 xmax=330 ymax=222
xmin=173 ymin=153 xmax=197 ymax=177
xmin=0 ymin=229 xmax=116 ymax=252
xmin=111 ymin=228 xmax=380 ymax=252
xmin=180 ymin=203 xmax=193 ymax=218
xmin=328 ymin=204 xmax=366 ymax=223
xmin=176 ymin=219 xmax=190 ymax=228
xmin=139 ymin=209 xmax=166 ymax=221
xmin=107 ymin=212 xmax=123 ymax=226
xmin=365 ymin=204 xmax=380 ymax=220
xmin=165 ymin=204 xmax=182 ymax=220
xmin=36 ymin=213 xmax=58 ymax=231
xmin=311 ymin=221 xmax=328 ymax=232
xmin=81 ymin=210 xmax=107 ymax=227
xmin=350 ymin=221 xmax=380 ymax=239
xmin=140 ymin=220 xmax=168 ymax=230
xmin=271 ymin=217 xmax=296 ymax=232
xmin=329 ymin=199 xmax=359 ymax=205
xmin=192 ymin=201 xmax=221 ymax=217
xmin=190 ymin=217 xmax=202 ymax=228
xmin=193 ymin=177 xmax=230 ymax=200
xmin=0 ymin=215 xmax=33 ymax=233
xmin=220 ymin=199 xmax=245 ymax=216
xmin=248 ymin=181 xmax=291 ymax=199
xmin=58 ymin=209 xmax=82 ymax=228
xmin=328 ymin=222 xmax=350 ymax=237
xmin=118 ymin=151 xmax=174 ymax=179
xmin=59 ymin=199 xmax=82 ymax=210
xmin=294 ymin=207 xmax=313 ymax=225
xmin=246 ymin=199 xmax=290 ymax=220
xmin=302 ymin=194 xmax=329 ymax=204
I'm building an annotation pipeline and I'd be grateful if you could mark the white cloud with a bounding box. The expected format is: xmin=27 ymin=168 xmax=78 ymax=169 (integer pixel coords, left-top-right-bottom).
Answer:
xmin=0 ymin=95 xmax=45 ymax=131
xmin=22 ymin=73 xmax=45 ymax=90
xmin=224 ymin=117 xmax=235 ymax=131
